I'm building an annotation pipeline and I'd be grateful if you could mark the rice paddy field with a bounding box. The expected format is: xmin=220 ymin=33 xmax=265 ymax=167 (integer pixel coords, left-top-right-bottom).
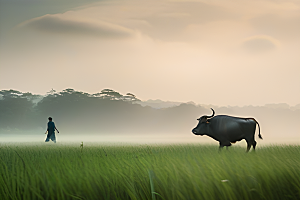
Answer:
xmin=0 ymin=143 xmax=299 ymax=200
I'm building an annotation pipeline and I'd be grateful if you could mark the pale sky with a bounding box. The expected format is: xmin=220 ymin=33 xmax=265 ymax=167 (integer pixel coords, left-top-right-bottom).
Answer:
xmin=1 ymin=0 xmax=300 ymax=106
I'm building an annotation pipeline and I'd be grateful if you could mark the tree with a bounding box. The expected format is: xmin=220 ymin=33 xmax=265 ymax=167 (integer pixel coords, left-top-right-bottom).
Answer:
xmin=93 ymin=89 xmax=123 ymax=100
xmin=0 ymin=90 xmax=36 ymax=130
xmin=0 ymin=89 xmax=23 ymax=99
xmin=122 ymin=93 xmax=141 ymax=102
xmin=47 ymin=88 xmax=57 ymax=96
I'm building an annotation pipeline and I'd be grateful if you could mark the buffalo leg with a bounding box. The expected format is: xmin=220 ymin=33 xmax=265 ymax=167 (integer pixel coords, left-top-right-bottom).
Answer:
xmin=252 ymin=141 xmax=257 ymax=150
xmin=246 ymin=143 xmax=251 ymax=152
xmin=219 ymin=145 xmax=224 ymax=152
xmin=245 ymin=137 xmax=255 ymax=152
xmin=219 ymin=142 xmax=231 ymax=151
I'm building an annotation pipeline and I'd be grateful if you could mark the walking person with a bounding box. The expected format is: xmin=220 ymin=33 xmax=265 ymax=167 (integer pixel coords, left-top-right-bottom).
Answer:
xmin=45 ymin=117 xmax=59 ymax=143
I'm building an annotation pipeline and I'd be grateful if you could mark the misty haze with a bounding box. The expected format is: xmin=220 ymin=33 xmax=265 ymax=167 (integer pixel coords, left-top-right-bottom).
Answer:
xmin=0 ymin=88 xmax=299 ymax=145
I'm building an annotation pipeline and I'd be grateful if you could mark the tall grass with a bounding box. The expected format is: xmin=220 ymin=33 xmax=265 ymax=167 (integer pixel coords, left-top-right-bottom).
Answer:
xmin=0 ymin=143 xmax=299 ymax=200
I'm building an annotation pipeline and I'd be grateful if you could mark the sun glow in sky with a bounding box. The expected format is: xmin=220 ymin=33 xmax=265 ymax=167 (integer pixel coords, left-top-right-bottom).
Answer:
xmin=1 ymin=0 xmax=299 ymax=106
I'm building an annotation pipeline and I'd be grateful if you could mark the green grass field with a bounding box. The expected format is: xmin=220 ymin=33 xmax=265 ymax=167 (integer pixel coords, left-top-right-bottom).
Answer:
xmin=0 ymin=143 xmax=299 ymax=200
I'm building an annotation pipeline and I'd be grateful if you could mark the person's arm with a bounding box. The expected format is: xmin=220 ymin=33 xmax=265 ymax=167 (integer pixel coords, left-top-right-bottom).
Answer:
xmin=45 ymin=123 xmax=48 ymax=134
xmin=55 ymin=127 xmax=59 ymax=133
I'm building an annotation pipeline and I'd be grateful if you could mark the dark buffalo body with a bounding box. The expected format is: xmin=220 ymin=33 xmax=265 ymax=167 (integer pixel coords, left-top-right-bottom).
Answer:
xmin=192 ymin=109 xmax=262 ymax=151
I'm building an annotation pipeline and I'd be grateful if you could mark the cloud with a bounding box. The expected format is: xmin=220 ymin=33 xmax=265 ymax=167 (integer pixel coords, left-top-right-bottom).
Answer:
xmin=251 ymin=14 xmax=300 ymax=40
xmin=241 ymin=35 xmax=279 ymax=53
xmin=16 ymin=0 xmax=300 ymax=45
xmin=67 ymin=0 xmax=236 ymax=42
xmin=19 ymin=14 xmax=135 ymax=38
xmin=2 ymin=0 xmax=300 ymax=107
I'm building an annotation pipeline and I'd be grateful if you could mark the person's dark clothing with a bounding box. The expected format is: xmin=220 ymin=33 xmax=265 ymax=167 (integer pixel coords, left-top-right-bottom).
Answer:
xmin=47 ymin=121 xmax=56 ymax=133
xmin=46 ymin=121 xmax=56 ymax=143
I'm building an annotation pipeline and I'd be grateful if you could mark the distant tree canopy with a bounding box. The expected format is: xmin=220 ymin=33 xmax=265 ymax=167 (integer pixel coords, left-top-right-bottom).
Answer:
xmin=0 ymin=90 xmax=40 ymax=130
xmin=92 ymin=89 xmax=141 ymax=101
xmin=0 ymin=89 xmax=42 ymax=101
xmin=0 ymin=88 xmax=299 ymax=137
xmin=0 ymin=88 xmax=144 ymax=132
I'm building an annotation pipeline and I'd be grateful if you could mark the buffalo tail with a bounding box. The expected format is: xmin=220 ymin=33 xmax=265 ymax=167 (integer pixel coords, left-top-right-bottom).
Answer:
xmin=257 ymin=122 xmax=263 ymax=139
xmin=247 ymin=118 xmax=263 ymax=140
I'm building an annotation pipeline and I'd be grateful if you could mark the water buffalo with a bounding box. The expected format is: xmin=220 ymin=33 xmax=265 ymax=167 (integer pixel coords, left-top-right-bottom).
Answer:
xmin=192 ymin=108 xmax=262 ymax=152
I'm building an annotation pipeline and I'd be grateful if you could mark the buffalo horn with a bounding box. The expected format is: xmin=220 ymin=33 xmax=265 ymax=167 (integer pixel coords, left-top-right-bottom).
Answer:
xmin=206 ymin=108 xmax=215 ymax=118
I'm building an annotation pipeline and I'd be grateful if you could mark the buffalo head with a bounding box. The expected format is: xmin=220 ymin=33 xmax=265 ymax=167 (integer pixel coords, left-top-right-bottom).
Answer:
xmin=192 ymin=108 xmax=215 ymax=135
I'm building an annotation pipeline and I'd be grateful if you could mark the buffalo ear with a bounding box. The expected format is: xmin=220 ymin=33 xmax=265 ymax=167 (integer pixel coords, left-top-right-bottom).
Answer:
xmin=200 ymin=117 xmax=208 ymax=123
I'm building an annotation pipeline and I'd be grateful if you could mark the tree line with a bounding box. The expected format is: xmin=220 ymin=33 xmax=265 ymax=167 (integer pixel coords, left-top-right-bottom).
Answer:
xmin=0 ymin=88 xmax=142 ymax=132
xmin=0 ymin=88 xmax=299 ymax=138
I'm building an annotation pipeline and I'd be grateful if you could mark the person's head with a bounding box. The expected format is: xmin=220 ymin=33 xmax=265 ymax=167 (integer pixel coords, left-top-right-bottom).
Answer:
xmin=48 ymin=117 xmax=52 ymax=121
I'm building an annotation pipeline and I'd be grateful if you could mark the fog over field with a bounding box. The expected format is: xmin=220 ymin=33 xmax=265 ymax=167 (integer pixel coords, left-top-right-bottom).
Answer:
xmin=0 ymin=89 xmax=299 ymax=145
xmin=0 ymin=0 xmax=299 ymax=145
